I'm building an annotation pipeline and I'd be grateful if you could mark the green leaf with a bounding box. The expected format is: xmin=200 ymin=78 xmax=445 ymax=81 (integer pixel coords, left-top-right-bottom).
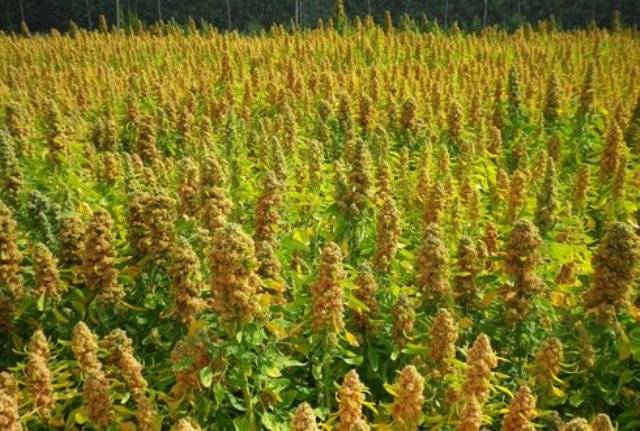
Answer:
xmin=261 ymin=412 xmax=282 ymax=430
xmin=172 ymin=356 xmax=194 ymax=372
xmin=569 ymin=392 xmax=584 ymax=407
xmin=494 ymin=384 xmax=513 ymax=398
xmin=367 ymin=347 xmax=379 ymax=372
xmin=199 ymin=367 xmax=213 ymax=388
xmin=214 ymin=382 xmax=225 ymax=407
xmin=75 ymin=408 xmax=88 ymax=425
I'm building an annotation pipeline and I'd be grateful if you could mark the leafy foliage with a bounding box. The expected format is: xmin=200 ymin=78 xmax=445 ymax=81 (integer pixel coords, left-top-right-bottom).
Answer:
xmin=0 ymin=13 xmax=639 ymax=431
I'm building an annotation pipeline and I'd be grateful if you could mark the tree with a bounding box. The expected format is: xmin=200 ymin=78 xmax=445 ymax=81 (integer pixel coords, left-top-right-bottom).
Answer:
xmin=116 ymin=0 xmax=120 ymax=29
xmin=85 ymin=0 xmax=92 ymax=28
xmin=483 ymin=0 xmax=488 ymax=27
xmin=444 ymin=0 xmax=449 ymax=27
xmin=17 ymin=0 xmax=25 ymax=24
xmin=225 ymin=0 xmax=232 ymax=29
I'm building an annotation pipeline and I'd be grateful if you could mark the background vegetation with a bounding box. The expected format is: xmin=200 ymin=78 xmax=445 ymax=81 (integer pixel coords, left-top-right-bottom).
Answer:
xmin=1 ymin=0 xmax=639 ymax=33
xmin=0 ymin=5 xmax=640 ymax=431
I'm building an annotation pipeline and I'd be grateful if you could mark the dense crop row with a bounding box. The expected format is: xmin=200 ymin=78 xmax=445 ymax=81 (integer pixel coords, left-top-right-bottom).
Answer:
xmin=0 ymin=14 xmax=639 ymax=431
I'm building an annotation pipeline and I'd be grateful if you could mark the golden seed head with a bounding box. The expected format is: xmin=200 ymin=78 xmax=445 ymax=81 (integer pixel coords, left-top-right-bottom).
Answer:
xmin=58 ymin=214 xmax=84 ymax=267
xmin=391 ymin=365 xmax=424 ymax=428
xmin=574 ymin=165 xmax=590 ymax=212
xmin=424 ymin=180 xmax=446 ymax=226
xmin=178 ymin=158 xmax=200 ymax=217
xmin=32 ymin=243 xmax=63 ymax=301
xmin=72 ymin=321 xmax=101 ymax=373
xmin=591 ymin=414 xmax=614 ymax=431
xmin=427 ymin=308 xmax=459 ymax=374
xmin=533 ymin=337 xmax=564 ymax=385
xmin=0 ymin=388 xmax=21 ymax=431
xmin=534 ymin=157 xmax=558 ymax=233
xmin=353 ymin=263 xmax=379 ymax=332
xmin=504 ymin=220 xmax=543 ymax=319
xmin=458 ymin=395 xmax=482 ymax=431
xmin=583 ymin=222 xmax=640 ymax=320
xmin=337 ymin=369 xmax=366 ymax=431
xmin=291 ymin=402 xmax=318 ymax=431
xmin=392 ymin=294 xmax=415 ymax=348
xmin=209 ymin=223 xmax=260 ymax=324
xmin=345 ymin=139 xmax=373 ymax=214
xmin=600 ymin=121 xmax=622 ymax=181
xmin=81 ymin=209 xmax=122 ymax=304
xmin=506 ymin=169 xmax=527 ymax=222
xmin=27 ymin=330 xmax=53 ymax=418
xmin=501 ymin=385 xmax=536 ymax=431
xmin=401 ymin=98 xmax=418 ymax=133
xmin=463 ymin=333 xmax=497 ymax=404
xmin=200 ymin=185 xmax=233 ymax=232
xmin=255 ymin=171 xmax=283 ymax=246
xmin=0 ymin=202 xmax=23 ymax=299
xmin=83 ymin=369 xmax=113 ymax=427
xmin=311 ymin=241 xmax=345 ymax=334
xmin=374 ymin=193 xmax=400 ymax=273
xmin=174 ymin=419 xmax=202 ymax=431
xmin=454 ymin=236 xmax=484 ymax=306
xmin=417 ymin=223 xmax=450 ymax=303
xmin=560 ymin=418 xmax=591 ymax=431
xmin=0 ymin=373 xmax=18 ymax=401
xmin=168 ymin=238 xmax=204 ymax=325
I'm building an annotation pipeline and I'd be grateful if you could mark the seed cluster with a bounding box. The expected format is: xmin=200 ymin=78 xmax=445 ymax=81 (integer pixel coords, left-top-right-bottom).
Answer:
xmin=0 ymin=12 xmax=638 ymax=431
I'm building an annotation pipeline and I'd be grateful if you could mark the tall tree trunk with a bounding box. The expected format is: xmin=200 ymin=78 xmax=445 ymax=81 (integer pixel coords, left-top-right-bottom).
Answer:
xmin=116 ymin=0 xmax=121 ymax=28
xmin=85 ymin=0 xmax=92 ymax=28
xmin=483 ymin=0 xmax=488 ymax=27
xmin=294 ymin=0 xmax=299 ymax=26
xmin=300 ymin=0 xmax=304 ymax=27
xmin=157 ymin=0 xmax=162 ymax=21
xmin=225 ymin=0 xmax=232 ymax=29
xmin=444 ymin=0 xmax=449 ymax=28
xmin=517 ymin=0 xmax=522 ymax=16
xmin=367 ymin=0 xmax=371 ymax=16
xmin=591 ymin=0 xmax=596 ymax=22
xmin=17 ymin=0 xmax=25 ymax=23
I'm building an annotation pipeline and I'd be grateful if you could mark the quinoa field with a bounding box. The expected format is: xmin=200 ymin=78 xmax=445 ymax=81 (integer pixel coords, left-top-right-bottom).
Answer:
xmin=0 ymin=10 xmax=640 ymax=431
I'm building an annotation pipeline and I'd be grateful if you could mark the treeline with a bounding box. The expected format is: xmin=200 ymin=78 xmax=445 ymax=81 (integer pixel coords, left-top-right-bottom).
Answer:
xmin=1 ymin=0 xmax=638 ymax=33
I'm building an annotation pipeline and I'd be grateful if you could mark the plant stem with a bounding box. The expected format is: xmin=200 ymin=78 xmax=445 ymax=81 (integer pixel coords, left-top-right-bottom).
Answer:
xmin=242 ymin=375 xmax=256 ymax=430
xmin=322 ymin=340 xmax=333 ymax=412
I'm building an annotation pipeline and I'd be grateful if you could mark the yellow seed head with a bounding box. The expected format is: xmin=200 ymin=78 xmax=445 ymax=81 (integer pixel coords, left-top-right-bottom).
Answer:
xmin=502 ymin=386 xmax=536 ymax=431
xmin=458 ymin=395 xmax=482 ymax=431
xmin=311 ymin=242 xmax=345 ymax=334
xmin=391 ymin=365 xmax=424 ymax=429
xmin=208 ymin=224 xmax=260 ymax=324
xmin=27 ymin=330 xmax=54 ymax=418
xmin=427 ymin=308 xmax=459 ymax=374
xmin=81 ymin=209 xmax=122 ymax=304
xmin=392 ymin=294 xmax=415 ymax=349
xmin=463 ymin=334 xmax=497 ymax=404
xmin=72 ymin=321 xmax=101 ymax=373
xmin=591 ymin=414 xmax=614 ymax=431
xmin=533 ymin=337 xmax=564 ymax=385
xmin=337 ymin=370 xmax=366 ymax=431
xmin=84 ymin=369 xmax=113 ymax=427
xmin=374 ymin=193 xmax=400 ymax=273
xmin=583 ymin=222 xmax=640 ymax=320
xmin=291 ymin=402 xmax=318 ymax=431
xmin=0 ymin=202 xmax=23 ymax=299
xmin=417 ymin=223 xmax=450 ymax=303
xmin=32 ymin=243 xmax=63 ymax=301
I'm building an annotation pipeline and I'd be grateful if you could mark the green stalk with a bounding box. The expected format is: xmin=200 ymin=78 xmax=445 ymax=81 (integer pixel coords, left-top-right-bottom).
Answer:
xmin=242 ymin=375 xmax=256 ymax=431
xmin=322 ymin=336 xmax=334 ymax=413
